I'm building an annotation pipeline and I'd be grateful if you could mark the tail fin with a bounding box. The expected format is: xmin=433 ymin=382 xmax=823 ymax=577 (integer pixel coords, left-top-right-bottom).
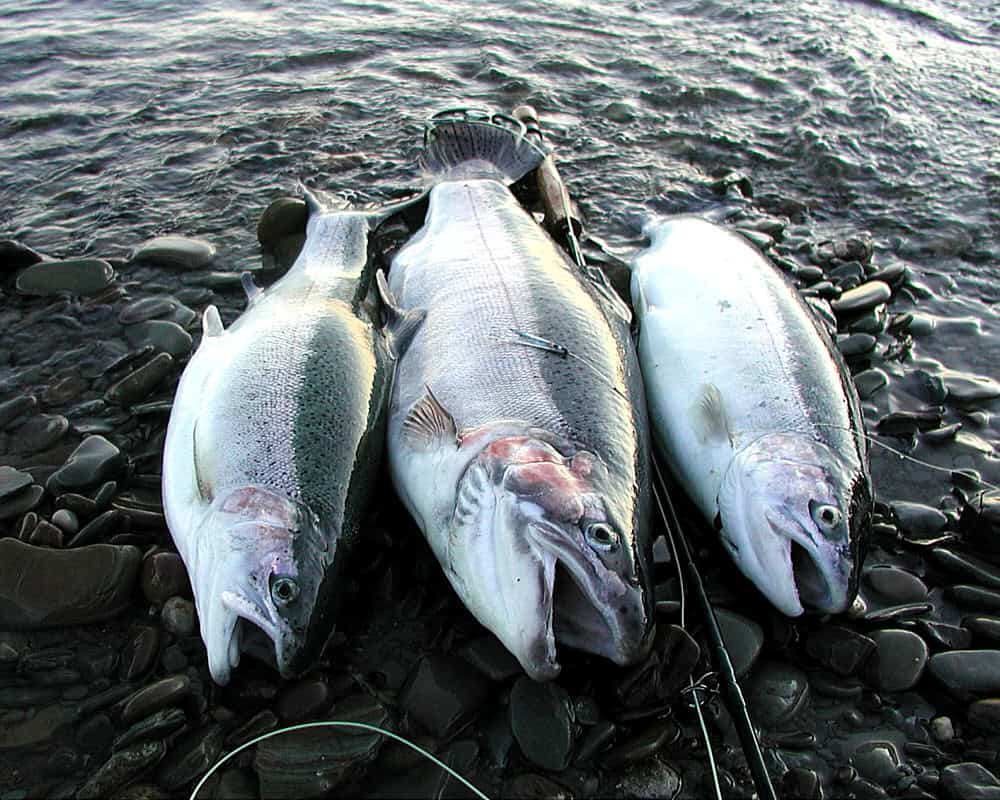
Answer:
xmin=420 ymin=112 xmax=548 ymax=185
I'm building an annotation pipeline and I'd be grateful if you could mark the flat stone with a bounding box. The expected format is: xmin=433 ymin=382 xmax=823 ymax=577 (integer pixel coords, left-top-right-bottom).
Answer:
xmin=77 ymin=740 xmax=166 ymax=799
xmin=0 ymin=686 xmax=60 ymax=708
xmin=781 ymin=767 xmax=822 ymax=800
xmin=398 ymin=654 xmax=490 ymax=738
xmin=0 ymin=484 xmax=43 ymax=520
xmin=866 ymin=629 xmax=928 ymax=692
xmin=155 ymin=723 xmax=224 ymax=791
xmin=276 ymin=678 xmax=333 ymax=723
xmin=0 ymin=539 xmax=140 ymax=628
xmin=864 ymin=565 xmax=928 ymax=603
xmin=257 ymin=197 xmax=307 ymax=250
xmin=855 ymin=368 xmax=889 ymax=400
xmin=918 ymin=620 xmax=972 ymax=651
xmin=837 ymin=332 xmax=878 ymax=358
xmin=965 ymin=617 xmax=1000 ymax=647
xmin=124 ymin=320 xmax=193 ymax=358
xmin=832 ymin=280 xmax=891 ymax=316
xmin=29 ymin=519 xmax=64 ymax=548
xmin=121 ymin=675 xmax=193 ymax=726
xmin=0 ymin=703 xmax=75 ymax=750
xmin=130 ymin=236 xmax=215 ymax=270
xmin=940 ymin=762 xmax=1000 ymax=800
xmin=161 ymin=596 xmax=196 ymax=637
xmin=601 ymin=718 xmax=679 ymax=770
xmin=50 ymin=509 xmax=79 ymax=534
xmin=10 ymin=413 xmax=70 ymax=454
xmin=893 ymin=501 xmax=949 ymax=537
xmin=574 ymin=720 xmax=616 ymax=763
xmin=716 ymin=608 xmax=764 ymax=678
xmin=502 ymin=773 xmax=572 ymax=799
xmin=944 ymin=373 xmax=1000 ymax=407
xmin=509 ymin=677 xmax=574 ymax=772
xmin=851 ymin=740 xmax=901 ymax=784
xmin=748 ymin=661 xmax=810 ymax=728
xmin=0 ymin=466 xmax=32 ymax=500
xmin=0 ymin=239 xmax=45 ymax=270
xmin=457 ymin=635 xmax=524 ymax=681
xmin=805 ymin=625 xmax=875 ymax=676
xmin=808 ymin=669 xmax=864 ymax=699
xmin=46 ymin=435 xmax=125 ymax=493
xmin=114 ymin=707 xmax=187 ymax=750
xmin=877 ymin=409 xmax=944 ymax=438
xmin=929 ymin=650 xmax=1000 ymax=696
xmin=932 ymin=548 xmax=1000 ymax=591
xmin=968 ymin=700 xmax=1000 ymax=735
xmin=16 ymin=258 xmax=114 ymax=296
xmin=69 ymin=509 xmax=124 ymax=547
xmin=119 ymin=297 xmax=179 ymax=325
xmin=105 ymin=352 xmax=175 ymax=405
xmin=120 ymin=626 xmax=161 ymax=681
xmin=948 ymin=586 xmax=1000 ymax=614
xmin=0 ymin=395 xmax=38 ymax=429
xmin=140 ymin=551 xmax=191 ymax=604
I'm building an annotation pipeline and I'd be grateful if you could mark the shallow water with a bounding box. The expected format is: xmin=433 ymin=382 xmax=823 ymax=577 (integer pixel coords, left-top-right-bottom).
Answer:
xmin=1 ymin=0 xmax=998 ymax=797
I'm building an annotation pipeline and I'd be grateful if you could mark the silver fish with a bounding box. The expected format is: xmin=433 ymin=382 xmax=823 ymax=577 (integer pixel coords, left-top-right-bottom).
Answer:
xmin=162 ymin=192 xmax=420 ymax=684
xmin=631 ymin=216 xmax=872 ymax=616
xmin=386 ymin=113 xmax=654 ymax=680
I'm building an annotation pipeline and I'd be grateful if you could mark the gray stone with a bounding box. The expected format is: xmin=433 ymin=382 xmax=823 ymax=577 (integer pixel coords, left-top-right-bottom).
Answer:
xmin=855 ymin=368 xmax=889 ymax=400
xmin=781 ymin=767 xmax=822 ymax=800
xmin=130 ymin=236 xmax=215 ymax=270
xmin=851 ymin=740 xmax=901 ymax=784
xmin=964 ymin=617 xmax=1000 ymax=647
xmin=46 ymin=435 xmax=125 ymax=493
xmin=121 ymin=675 xmax=193 ymax=726
xmin=120 ymin=626 xmax=161 ymax=681
xmin=16 ymin=258 xmax=114 ymax=296
xmin=831 ymin=280 xmax=891 ymax=316
xmin=864 ymin=565 xmax=928 ymax=603
xmin=944 ymin=373 xmax=1000 ymax=407
xmin=140 ymin=551 xmax=191 ymax=604
xmin=893 ymin=501 xmax=949 ymax=537
xmin=69 ymin=509 xmax=124 ymax=547
xmin=257 ymin=197 xmax=307 ymax=251
xmin=929 ymin=651 xmax=1000 ymax=696
xmin=748 ymin=661 xmax=810 ymax=728
xmin=931 ymin=548 xmax=1000 ymax=591
xmin=0 ymin=239 xmax=45 ymax=270
xmin=119 ymin=296 xmax=179 ymax=325
xmin=155 ymin=723 xmax=224 ymax=791
xmin=865 ymin=629 xmax=928 ymax=693
xmin=509 ymin=677 xmax=574 ymax=772
xmin=0 ymin=466 xmax=32 ymax=500
xmin=28 ymin=519 xmax=64 ymax=548
xmin=0 ymin=395 xmax=37 ymax=429
xmin=457 ymin=635 xmax=524 ymax=681
xmin=77 ymin=740 xmax=166 ymax=799
xmin=0 ymin=539 xmax=140 ymax=628
xmin=398 ymin=654 xmax=490 ymax=738
xmin=50 ymin=509 xmax=78 ymax=535
xmin=275 ymin=678 xmax=333 ymax=723
xmin=0 ymin=703 xmax=75 ymax=750
xmin=716 ymin=608 xmax=764 ymax=678
xmin=940 ymin=762 xmax=1000 ymax=800
xmin=161 ymin=596 xmax=196 ymax=637
xmin=9 ymin=413 xmax=69 ymax=454
xmin=124 ymin=320 xmax=193 ymax=357
xmin=113 ymin=707 xmax=187 ymax=750
xmin=601 ymin=719 xmax=679 ymax=769
xmin=105 ymin=352 xmax=175 ymax=405
xmin=968 ymin=700 xmax=1000 ymax=735
xmin=0 ymin=484 xmax=43 ymax=520
xmin=837 ymin=332 xmax=878 ymax=358
xmin=805 ymin=625 xmax=875 ymax=676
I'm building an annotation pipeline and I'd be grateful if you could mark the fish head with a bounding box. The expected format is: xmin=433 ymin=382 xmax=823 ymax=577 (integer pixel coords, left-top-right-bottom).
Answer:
xmin=193 ymin=486 xmax=328 ymax=685
xmin=718 ymin=433 xmax=871 ymax=617
xmin=446 ymin=431 xmax=652 ymax=680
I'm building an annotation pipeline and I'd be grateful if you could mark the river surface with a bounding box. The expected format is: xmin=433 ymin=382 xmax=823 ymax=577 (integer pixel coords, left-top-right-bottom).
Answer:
xmin=1 ymin=0 xmax=998 ymax=797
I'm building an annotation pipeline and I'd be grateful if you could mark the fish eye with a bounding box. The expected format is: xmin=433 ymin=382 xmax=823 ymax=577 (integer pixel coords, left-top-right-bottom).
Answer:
xmin=809 ymin=501 xmax=843 ymax=533
xmin=585 ymin=522 xmax=619 ymax=552
xmin=270 ymin=576 xmax=300 ymax=607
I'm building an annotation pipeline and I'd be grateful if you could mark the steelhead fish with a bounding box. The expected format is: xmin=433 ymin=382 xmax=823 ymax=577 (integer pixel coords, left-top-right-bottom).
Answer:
xmin=631 ymin=216 xmax=872 ymax=616
xmin=162 ymin=192 xmax=421 ymax=684
xmin=385 ymin=112 xmax=654 ymax=680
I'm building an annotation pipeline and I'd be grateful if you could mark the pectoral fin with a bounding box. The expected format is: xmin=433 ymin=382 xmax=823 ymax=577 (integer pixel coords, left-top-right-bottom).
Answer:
xmin=402 ymin=386 xmax=460 ymax=451
xmin=691 ymin=384 xmax=733 ymax=447
xmin=202 ymin=305 xmax=224 ymax=338
xmin=376 ymin=269 xmax=425 ymax=357
xmin=240 ymin=272 xmax=262 ymax=305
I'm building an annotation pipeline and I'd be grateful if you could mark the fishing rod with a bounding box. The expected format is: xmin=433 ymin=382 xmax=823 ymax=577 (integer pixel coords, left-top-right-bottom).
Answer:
xmin=510 ymin=104 xmax=777 ymax=800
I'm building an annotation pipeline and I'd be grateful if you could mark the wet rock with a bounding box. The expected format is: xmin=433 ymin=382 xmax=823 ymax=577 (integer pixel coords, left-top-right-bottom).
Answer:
xmin=855 ymin=368 xmax=889 ymax=400
xmin=964 ymin=617 xmax=1000 ymax=647
xmin=161 ymin=596 xmax=196 ymax=637
xmin=748 ymin=662 xmax=810 ymax=728
xmin=932 ymin=548 xmax=1000 ymax=591
xmin=130 ymin=236 xmax=215 ymax=270
xmin=0 ymin=394 xmax=37 ymax=428
xmin=962 ymin=492 xmax=1000 ymax=555
xmin=105 ymin=352 xmax=175 ymax=405
xmin=864 ymin=565 xmax=928 ymax=603
xmin=215 ymin=768 xmax=257 ymax=800
xmin=0 ymin=484 xmax=43 ymax=520
xmin=119 ymin=296 xmax=180 ymax=325
xmin=0 ymin=466 xmax=32 ymax=500
xmin=77 ymin=739 xmax=166 ymax=799
xmin=940 ymin=762 xmax=1000 ymax=800
xmin=893 ymin=501 xmax=948 ymax=537
xmin=254 ymin=700 xmax=385 ymax=799
xmin=615 ymin=624 xmax=700 ymax=707
xmin=0 ymin=703 xmax=75 ymax=750
xmin=502 ymin=773 xmax=572 ymax=799
xmin=28 ymin=519 xmax=64 ymax=548
xmin=876 ymin=409 xmax=944 ymax=438
xmin=0 ymin=686 xmax=60 ymax=707
xmin=711 ymin=170 xmax=753 ymax=199
xmin=808 ymin=669 xmax=864 ymax=699
xmin=0 ymin=239 xmax=45 ymax=270
xmin=70 ymin=509 xmax=124 ymax=547
xmin=716 ymin=608 xmax=764 ymax=678
xmin=968 ymin=700 xmax=1000 ymax=735
xmin=918 ymin=620 xmax=972 ymax=651
xmin=398 ymin=654 xmax=490 ymax=738
xmin=120 ymin=626 xmax=161 ymax=681
xmin=736 ymin=228 xmax=774 ymax=250
xmin=275 ymin=678 xmax=333 ymax=722
xmin=141 ymin=551 xmax=191 ymax=604
xmin=943 ymin=373 xmax=1000 ymax=407
xmin=46 ymin=435 xmax=125 ymax=493
xmin=124 ymin=320 xmax=193 ymax=358
xmin=50 ymin=508 xmax=78 ymax=535
xmin=257 ymin=197 xmax=307 ymax=250
xmin=852 ymin=740 xmax=901 ymax=784
xmin=866 ymin=629 xmax=928 ymax=692
xmin=114 ymin=707 xmax=187 ymax=750
xmin=16 ymin=258 xmax=114 ymax=296
xmin=931 ymin=716 xmax=955 ymax=743
xmin=781 ymin=767 xmax=822 ymax=800
xmin=121 ymin=675 xmax=193 ymax=726
xmin=0 ymin=539 xmax=140 ymax=628
xmin=806 ymin=625 xmax=875 ymax=676
xmin=929 ymin=651 xmax=1000 ymax=696
xmin=510 ymin=677 xmax=574 ymax=771
xmin=838 ymin=332 xmax=878 ymax=358
xmin=860 ymin=601 xmax=932 ymax=624
xmin=574 ymin=719 xmax=616 ymax=763
xmin=601 ymin=718 xmax=679 ymax=769
xmin=457 ymin=635 xmax=524 ymax=681
xmin=156 ymin=723 xmax=224 ymax=791
xmin=947 ymin=586 xmax=1000 ymax=614
xmin=831 ymin=280 xmax=891 ymax=316
xmin=225 ymin=709 xmax=278 ymax=750
xmin=10 ymin=413 xmax=69 ymax=454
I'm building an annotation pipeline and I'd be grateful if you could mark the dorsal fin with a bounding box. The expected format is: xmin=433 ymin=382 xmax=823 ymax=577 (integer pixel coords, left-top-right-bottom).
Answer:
xmin=376 ymin=269 xmax=426 ymax=358
xmin=240 ymin=272 xmax=262 ymax=305
xmin=202 ymin=305 xmax=224 ymax=338
xmin=402 ymin=387 xmax=460 ymax=451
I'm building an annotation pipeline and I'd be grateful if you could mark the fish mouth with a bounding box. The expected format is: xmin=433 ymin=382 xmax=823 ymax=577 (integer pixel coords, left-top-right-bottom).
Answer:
xmin=762 ymin=509 xmax=850 ymax=616
xmin=204 ymin=588 xmax=294 ymax=685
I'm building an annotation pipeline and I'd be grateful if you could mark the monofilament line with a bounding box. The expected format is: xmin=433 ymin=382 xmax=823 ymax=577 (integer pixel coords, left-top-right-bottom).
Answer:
xmin=189 ymin=721 xmax=491 ymax=800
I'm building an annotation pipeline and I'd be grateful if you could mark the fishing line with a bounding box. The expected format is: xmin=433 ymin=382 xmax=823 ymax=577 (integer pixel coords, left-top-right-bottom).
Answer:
xmin=189 ymin=720 xmax=491 ymax=800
